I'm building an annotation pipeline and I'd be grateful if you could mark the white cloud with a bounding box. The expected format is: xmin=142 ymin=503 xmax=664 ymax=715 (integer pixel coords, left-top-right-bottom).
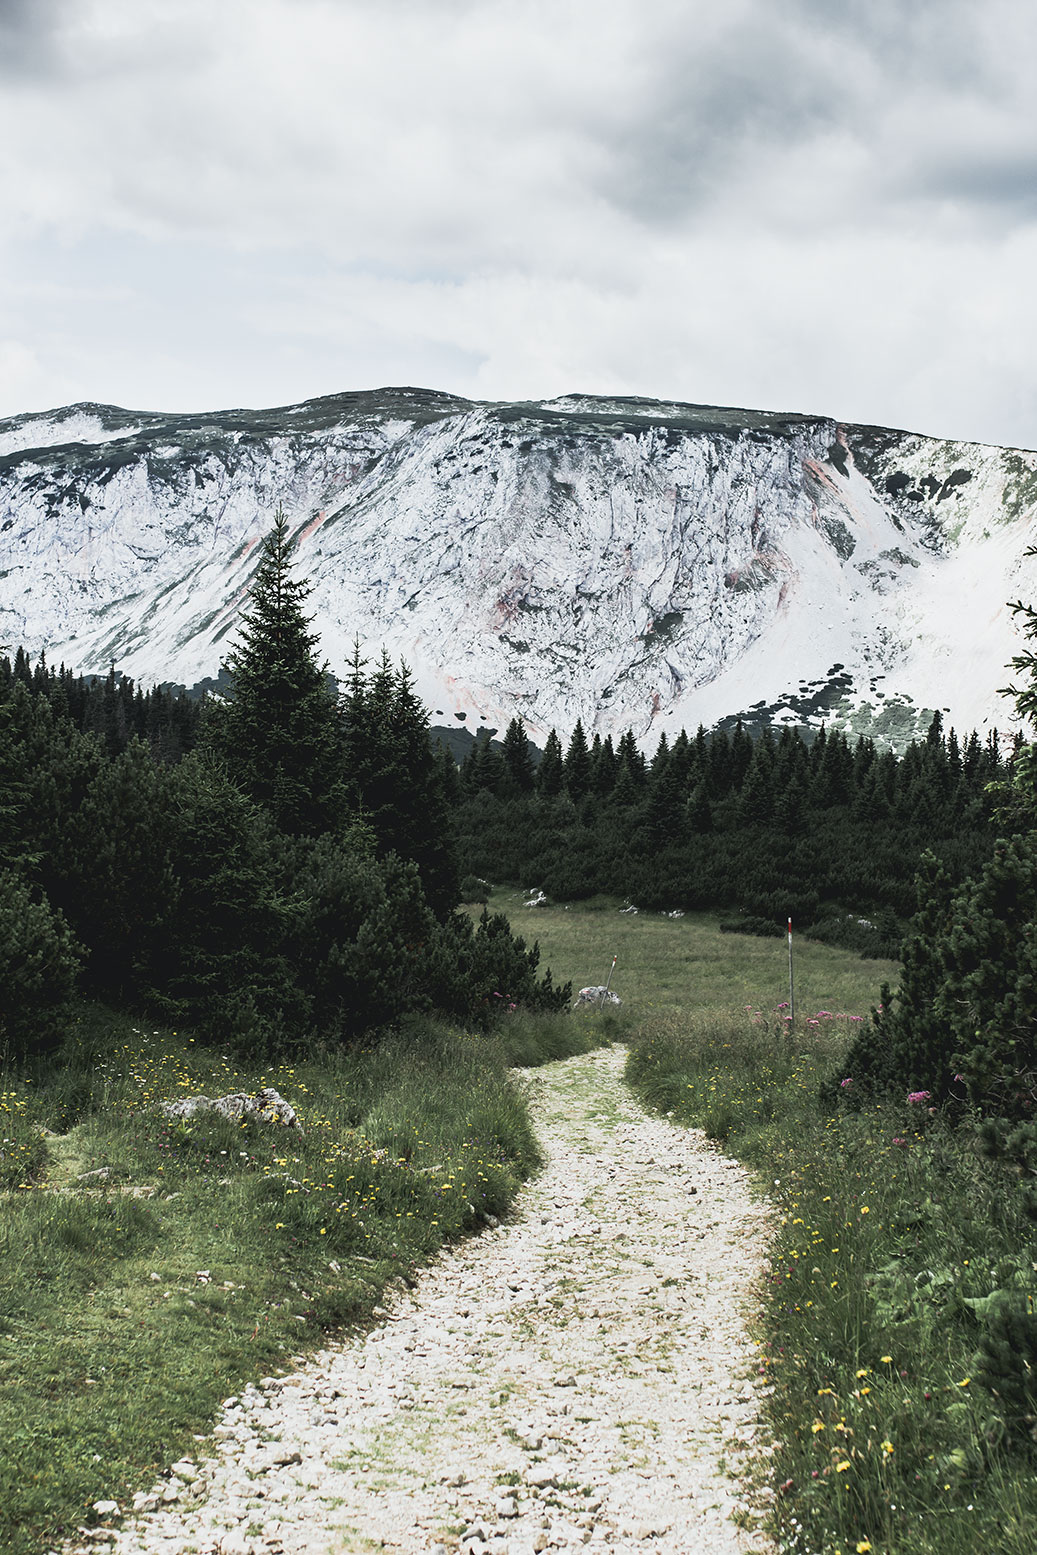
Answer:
xmin=0 ymin=0 xmax=1034 ymax=444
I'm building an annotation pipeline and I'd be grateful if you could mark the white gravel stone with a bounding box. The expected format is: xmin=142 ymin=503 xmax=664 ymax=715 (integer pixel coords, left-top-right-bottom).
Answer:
xmin=76 ymin=1048 xmax=773 ymax=1555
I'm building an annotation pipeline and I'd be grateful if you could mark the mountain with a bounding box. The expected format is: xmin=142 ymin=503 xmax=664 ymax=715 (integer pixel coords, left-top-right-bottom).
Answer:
xmin=1 ymin=386 xmax=1035 ymax=746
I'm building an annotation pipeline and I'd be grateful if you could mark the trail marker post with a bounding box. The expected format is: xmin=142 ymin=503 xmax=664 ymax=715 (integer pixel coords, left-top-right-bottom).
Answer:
xmin=600 ymin=954 xmax=618 ymax=1007
xmin=787 ymin=917 xmax=795 ymax=1028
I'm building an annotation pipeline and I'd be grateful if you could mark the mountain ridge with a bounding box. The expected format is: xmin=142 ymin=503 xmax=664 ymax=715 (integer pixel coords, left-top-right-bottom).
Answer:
xmin=2 ymin=386 xmax=1035 ymax=746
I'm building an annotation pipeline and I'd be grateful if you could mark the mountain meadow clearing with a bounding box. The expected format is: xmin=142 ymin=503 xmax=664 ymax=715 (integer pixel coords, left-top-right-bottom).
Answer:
xmin=4 ymin=901 xmax=1036 ymax=1555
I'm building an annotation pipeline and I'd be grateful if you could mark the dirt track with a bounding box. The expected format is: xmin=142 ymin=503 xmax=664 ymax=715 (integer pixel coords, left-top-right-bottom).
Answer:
xmin=93 ymin=1046 xmax=774 ymax=1555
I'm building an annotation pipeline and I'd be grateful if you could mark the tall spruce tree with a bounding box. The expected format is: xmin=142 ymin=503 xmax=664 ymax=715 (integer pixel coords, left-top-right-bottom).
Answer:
xmin=563 ymin=719 xmax=593 ymax=800
xmin=206 ymin=510 xmax=346 ymax=837
xmin=340 ymin=648 xmax=458 ymax=916
xmin=501 ymin=716 xmax=536 ymax=794
xmin=536 ymin=730 xmax=564 ymax=797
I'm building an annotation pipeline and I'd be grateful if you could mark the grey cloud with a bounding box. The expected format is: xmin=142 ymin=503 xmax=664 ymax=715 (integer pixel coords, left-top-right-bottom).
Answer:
xmin=0 ymin=0 xmax=69 ymax=79
xmin=586 ymin=14 xmax=849 ymax=225
xmin=582 ymin=0 xmax=1037 ymax=233
xmin=895 ymin=150 xmax=1037 ymax=222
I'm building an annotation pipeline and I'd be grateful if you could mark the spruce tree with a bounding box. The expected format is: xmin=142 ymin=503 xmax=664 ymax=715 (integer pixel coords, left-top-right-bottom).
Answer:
xmin=536 ymin=730 xmax=564 ymax=797
xmin=341 ymin=650 xmax=458 ymax=916
xmin=501 ymin=716 xmax=536 ymax=793
xmin=206 ymin=510 xmax=346 ymax=837
xmin=592 ymin=734 xmax=618 ymax=796
xmin=563 ymin=720 xmax=593 ymax=800
xmin=616 ymin=729 xmax=647 ymax=788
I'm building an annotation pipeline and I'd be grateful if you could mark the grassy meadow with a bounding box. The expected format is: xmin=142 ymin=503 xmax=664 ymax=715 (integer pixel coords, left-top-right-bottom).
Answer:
xmin=6 ymin=893 xmax=1036 ymax=1555
xmin=487 ymin=886 xmax=889 ymax=1018
xmin=504 ymin=892 xmax=1037 ymax=1554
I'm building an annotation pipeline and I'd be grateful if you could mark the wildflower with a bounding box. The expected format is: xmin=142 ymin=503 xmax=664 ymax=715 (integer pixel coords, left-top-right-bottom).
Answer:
xmin=881 ymin=1441 xmax=894 ymax=1455
xmin=812 ymin=1421 xmax=826 ymax=1433
xmin=907 ymin=1090 xmax=931 ymax=1104
xmin=857 ymin=1542 xmax=873 ymax=1552
xmin=880 ymin=1355 xmax=893 ymax=1364
xmin=957 ymin=1377 xmax=971 ymax=1387
xmin=836 ymin=1459 xmax=851 ymax=1472
xmin=840 ymin=1077 xmax=853 ymax=1089
xmin=892 ymin=1136 xmax=908 ymax=1146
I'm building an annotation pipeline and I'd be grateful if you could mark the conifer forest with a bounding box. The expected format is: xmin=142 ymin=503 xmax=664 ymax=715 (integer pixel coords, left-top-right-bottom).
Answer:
xmin=2 ymin=512 xmax=1035 ymax=1139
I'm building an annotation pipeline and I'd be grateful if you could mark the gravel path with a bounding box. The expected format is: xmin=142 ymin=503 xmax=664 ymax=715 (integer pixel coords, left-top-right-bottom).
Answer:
xmin=88 ymin=1047 xmax=774 ymax=1555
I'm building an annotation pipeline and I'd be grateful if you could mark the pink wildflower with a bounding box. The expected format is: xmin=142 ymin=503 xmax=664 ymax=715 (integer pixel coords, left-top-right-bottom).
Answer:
xmin=907 ymin=1090 xmax=931 ymax=1104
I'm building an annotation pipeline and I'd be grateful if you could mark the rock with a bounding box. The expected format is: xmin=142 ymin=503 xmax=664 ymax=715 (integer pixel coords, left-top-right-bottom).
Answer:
xmin=526 ymin=1465 xmax=558 ymax=1490
xmin=219 ymin=1534 xmax=255 ymax=1555
xmin=573 ymin=987 xmax=621 ymax=1008
xmin=158 ymin=1088 xmax=303 ymax=1133
xmin=495 ymin=1496 xmax=518 ymax=1518
xmin=91 ymin=1500 xmax=120 ymax=1517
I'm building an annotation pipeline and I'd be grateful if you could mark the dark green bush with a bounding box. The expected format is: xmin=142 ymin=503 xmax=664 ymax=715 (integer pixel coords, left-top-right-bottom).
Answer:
xmin=0 ymin=873 xmax=81 ymax=1057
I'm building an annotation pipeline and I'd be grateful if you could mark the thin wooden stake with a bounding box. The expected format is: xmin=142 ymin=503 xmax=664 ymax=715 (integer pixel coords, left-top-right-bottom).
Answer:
xmin=600 ymin=954 xmax=617 ymax=1007
xmin=787 ymin=917 xmax=795 ymax=1028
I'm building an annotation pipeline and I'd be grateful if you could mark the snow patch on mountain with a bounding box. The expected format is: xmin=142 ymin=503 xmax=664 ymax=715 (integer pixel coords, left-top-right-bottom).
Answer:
xmin=0 ymin=404 xmax=144 ymax=459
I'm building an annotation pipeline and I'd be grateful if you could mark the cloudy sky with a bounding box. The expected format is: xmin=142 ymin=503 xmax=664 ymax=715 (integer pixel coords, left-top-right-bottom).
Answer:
xmin=1 ymin=0 xmax=1035 ymax=445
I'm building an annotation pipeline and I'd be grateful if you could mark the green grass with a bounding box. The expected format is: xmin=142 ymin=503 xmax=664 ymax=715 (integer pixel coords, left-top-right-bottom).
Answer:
xmin=0 ymin=1002 xmax=599 ymax=1555
xmin=11 ymin=898 xmax=1035 ymax=1555
xmin=485 ymin=886 xmax=892 ymax=1021
xmin=627 ymin=998 xmax=1037 ymax=1554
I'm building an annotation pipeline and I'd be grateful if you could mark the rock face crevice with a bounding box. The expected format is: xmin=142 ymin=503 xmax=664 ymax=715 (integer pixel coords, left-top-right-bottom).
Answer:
xmin=97 ymin=1047 xmax=773 ymax=1555
xmin=4 ymin=387 xmax=1034 ymax=741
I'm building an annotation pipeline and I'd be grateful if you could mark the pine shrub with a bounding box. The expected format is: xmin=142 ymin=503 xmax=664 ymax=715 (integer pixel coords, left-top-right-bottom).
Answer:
xmin=0 ymin=873 xmax=81 ymax=1056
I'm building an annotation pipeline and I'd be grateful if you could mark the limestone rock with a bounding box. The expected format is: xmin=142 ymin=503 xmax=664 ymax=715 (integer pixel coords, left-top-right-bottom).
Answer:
xmin=158 ymin=1088 xmax=302 ymax=1133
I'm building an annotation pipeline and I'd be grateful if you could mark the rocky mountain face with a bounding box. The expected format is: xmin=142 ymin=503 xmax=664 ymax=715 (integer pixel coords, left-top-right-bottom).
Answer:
xmin=1 ymin=386 xmax=1035 ymax=745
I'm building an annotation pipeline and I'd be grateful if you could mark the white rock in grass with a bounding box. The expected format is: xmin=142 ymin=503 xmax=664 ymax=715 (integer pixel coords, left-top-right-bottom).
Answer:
xmin=218 ymin=1534 xmax=255 ymax=1555
xmin=91 ymin=1500 xmax=120 ymax=1517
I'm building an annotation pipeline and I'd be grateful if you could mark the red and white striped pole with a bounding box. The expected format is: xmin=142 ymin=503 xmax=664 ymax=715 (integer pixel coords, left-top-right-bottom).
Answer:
xmin=787 ymin=917 xmax=795 ymax=1028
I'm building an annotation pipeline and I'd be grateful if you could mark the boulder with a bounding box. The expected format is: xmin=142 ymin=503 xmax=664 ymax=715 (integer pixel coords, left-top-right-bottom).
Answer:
xmin=159 ymin=1087 xmax=303 ymax=1133
xmin=574 ymin=986 xmax=621 ymax=1007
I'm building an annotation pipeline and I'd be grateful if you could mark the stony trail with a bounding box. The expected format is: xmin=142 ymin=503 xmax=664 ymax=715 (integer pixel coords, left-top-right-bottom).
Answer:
xmin=94 ymin=1047 xmax=774 ymax=1555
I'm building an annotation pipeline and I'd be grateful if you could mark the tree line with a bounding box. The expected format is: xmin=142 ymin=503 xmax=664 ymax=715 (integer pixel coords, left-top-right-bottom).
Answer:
xmin=452 ymin=709 xmax=1006 ymax=957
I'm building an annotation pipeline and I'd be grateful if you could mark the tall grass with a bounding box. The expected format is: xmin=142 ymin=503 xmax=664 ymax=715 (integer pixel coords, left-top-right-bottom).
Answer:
xmin=628 ymin=1003 xmax=1037 ymax=1555
xmin=0 ymin=1002 xmax=600 ymax=1555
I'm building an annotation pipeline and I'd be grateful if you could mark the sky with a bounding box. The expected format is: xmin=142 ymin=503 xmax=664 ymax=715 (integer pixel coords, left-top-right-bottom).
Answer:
xmin=1 ymin=0 xmax=1036 ymax=447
